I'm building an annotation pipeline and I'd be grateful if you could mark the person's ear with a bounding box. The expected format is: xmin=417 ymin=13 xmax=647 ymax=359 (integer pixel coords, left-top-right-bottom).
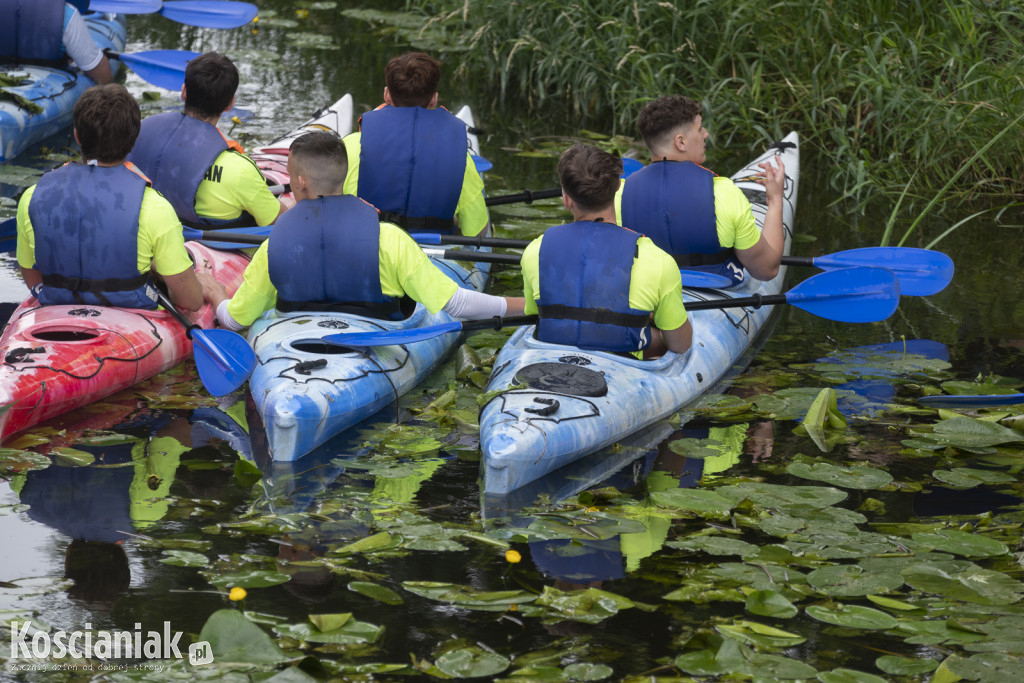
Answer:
xmin=383 ymin=87 xmax=393 ymax=106
xmin=562 ymin=193 xmax=573 ymax=214
xmin=180 ymin=84 xmax=187 ymax=103
xmin=428 ymin=92 xmax=438 ymax=109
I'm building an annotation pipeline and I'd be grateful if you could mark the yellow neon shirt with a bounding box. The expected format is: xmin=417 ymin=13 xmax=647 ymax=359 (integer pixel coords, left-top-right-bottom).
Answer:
xmin=226 ymin=217 xmax=459 ymax=327
xmin=17 ymin=182 xmax=194 ymax=278
xmin=341 ymin=130 xmax=488 ymax=237
xmin=193 ymin=149 xmax=281 ymax=226
xmin=614 ymin=174 xmax=761 ymax=250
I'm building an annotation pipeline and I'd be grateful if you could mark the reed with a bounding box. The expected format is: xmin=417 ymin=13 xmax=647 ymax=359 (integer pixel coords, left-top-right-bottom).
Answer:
xmin=365 ymin=0 xmax=1024 ymax=211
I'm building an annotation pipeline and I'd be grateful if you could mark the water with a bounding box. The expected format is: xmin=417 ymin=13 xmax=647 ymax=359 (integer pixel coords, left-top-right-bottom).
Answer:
xmin=2 ymin=2 xmax=1023 ymax=680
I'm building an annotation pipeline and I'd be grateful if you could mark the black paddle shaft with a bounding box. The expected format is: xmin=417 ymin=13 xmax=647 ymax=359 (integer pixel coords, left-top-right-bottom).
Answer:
xmin=485 ymin=187 xmax=562 ymax=207
xmin=685 ymin=293 xmax=786 ymax=311
xmin=154 ymin=290 xmax=199 ymax=338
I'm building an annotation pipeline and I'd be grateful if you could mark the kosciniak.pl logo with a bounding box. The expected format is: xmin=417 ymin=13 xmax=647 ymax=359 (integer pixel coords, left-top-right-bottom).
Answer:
xmin=8 ymin=621 xmax=214 ymax=665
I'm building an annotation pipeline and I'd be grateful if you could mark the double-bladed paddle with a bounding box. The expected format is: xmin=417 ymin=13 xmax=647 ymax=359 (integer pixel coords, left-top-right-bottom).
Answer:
xmin=104 ymin=49 xmax=199 ymax=91
xmin=88 ymin=0 xmax=258 ymax=29
xmin=918 ymin=393 xmax=1024 ymax=408
xmin=153 ymin=290 xmax=255 ymax=396
xmin=313 ymin=266 xmax=900 ymax=348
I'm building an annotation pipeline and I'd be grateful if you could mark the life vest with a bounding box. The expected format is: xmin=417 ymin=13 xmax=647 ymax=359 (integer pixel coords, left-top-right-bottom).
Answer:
xmin=537 ymin=221 xmax=652 ymax=352
xmin=0 ymin=0 xmax=66 ymax=65
xmin=357 ymin=105 xmax=466 ymax=234
xmin=28 ymin=163 xmax=158 ymax=309
xmin=267 ymin=194 xmax=405 ymax=319
xmin=621 ymin=160 xmax=744 ymax=284
xmin=127 ymin=113 xmax=255 ymax=228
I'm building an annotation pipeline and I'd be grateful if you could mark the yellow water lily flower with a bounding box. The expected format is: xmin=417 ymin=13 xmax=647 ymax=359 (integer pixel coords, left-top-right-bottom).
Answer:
xmin=228 ymin=587 xmax=247 ymax=601
xmin=505 ymin=550 xmax=521 ymax=564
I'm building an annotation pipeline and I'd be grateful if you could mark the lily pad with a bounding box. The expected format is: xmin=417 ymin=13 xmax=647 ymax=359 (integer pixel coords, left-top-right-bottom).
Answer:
xmin=931 ymin=467 xmax=1016 ymax=488
xmin=807 ymin=565 xmax=905 ymax=597
xmin=902 ymin=564 xmax=1024 ymax=604
xmin=435 ymin=647 xmax=510 ymax=678
xmin=563 ymin=662 xmax=614 ymax=680
xmin=716 ymin=620 xmax=807 ymax=648
xmin=805 ymin=603 xmax=898 ymax=629
xmin=910 ymin=529 xmax=1009 ymax=557
xmin=817 ymin=668 xmax=888 ymax=683
xmin=650 ymin=488 xmax=737 ymax=515
xmin=746 ymin=590 xmax=798 ymax=619
xmin=667 ymin=535 xmax=759 ymax=557
xmin=924 ymin=416 xmax=1024 ymax=448
xmin=786 ymin=462 xmax=892 ymax=490
xmin=874 ymin=655 xmax=939 ymax=675
xmin=207 ymin=569 xmax=291 ymax=589
xmin=402 ymin=581 xmax=537 ymax=608
xmin=716 ymin=482 xmax=848 ymax=510
xmin=348 ymin=581 xmax=403 ymax=605
xmin=198 ymin=609 xmax=288 ymax=665
xmin=159 ymin=550 xmax=209 ymax=567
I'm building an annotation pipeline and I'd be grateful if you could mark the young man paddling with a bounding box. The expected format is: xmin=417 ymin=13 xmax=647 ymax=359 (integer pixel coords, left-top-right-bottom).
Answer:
xmin=0 ymin=0 xmax=113 ymax=84
xmin=128 ymin=52 xmax=287 ymax=229
xmin=341 ymin=51 xmax=489 ymax=237
xmin=521 ymin=144 xmax=692 ymax=359
xmin=207 ymin=131 xmax=524 ymax=330
xmin=615 ymin=95 xmax=786 ymax=285
xmin=16 ymin=84 xmax=211 ymax=311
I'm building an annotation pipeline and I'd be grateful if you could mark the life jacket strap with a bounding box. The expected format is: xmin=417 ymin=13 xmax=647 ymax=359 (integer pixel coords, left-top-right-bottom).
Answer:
xmin=40 ymin=271 xmax=152 ymax=293
xmin=538 ymin=303 xmax=650 ymax=328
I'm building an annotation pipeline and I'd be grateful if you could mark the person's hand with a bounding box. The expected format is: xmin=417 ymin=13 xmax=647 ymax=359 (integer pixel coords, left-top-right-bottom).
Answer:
xmin=195 ymin=271 xmax=227 ymax=307
xmin=757 ymin=156 xmax=785 ymax=203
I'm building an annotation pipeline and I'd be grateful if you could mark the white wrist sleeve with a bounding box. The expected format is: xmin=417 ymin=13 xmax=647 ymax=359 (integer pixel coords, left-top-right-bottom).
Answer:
xmin=441 ymin=287 xmax=507 ymax=320
xmin=216 ymin=299 xmax=246 ymax=332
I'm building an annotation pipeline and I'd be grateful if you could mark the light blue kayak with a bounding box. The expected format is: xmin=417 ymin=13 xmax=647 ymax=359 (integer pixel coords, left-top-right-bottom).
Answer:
xmin=479 ymin=132 xmax=801 ymax=494
xmin=0 ymin=12 xmax=126 ymax=162
xmin=247 ymin=104 xmax=491 ymax=462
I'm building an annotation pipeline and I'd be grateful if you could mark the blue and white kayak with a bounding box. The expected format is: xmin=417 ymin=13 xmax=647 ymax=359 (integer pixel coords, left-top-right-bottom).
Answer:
xmin=0 ymin=12 xmax=126 ymax=162
xmin=246 ymin=104 xmax=491 ymax=462
xmin=479 ymin=131 xmax=800 ymax=494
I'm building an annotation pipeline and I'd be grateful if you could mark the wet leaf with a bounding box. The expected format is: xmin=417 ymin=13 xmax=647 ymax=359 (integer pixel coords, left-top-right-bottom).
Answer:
xmin=786 ymin=462 xmax=892 ymax=489
xmin=309 ymin=613 xmax=351 ymax=632
xmin=198 ymin=609 xmax=288 ymax=664
xmin=207 ymin=569 xmax=291 ymax=589
xmin=0 ymin=447 xmax=50 ymax=473
xmin=902 ymin=564 xmax=1024 ymax=604
xmin=806 ymin=565 xmax=905 ymax=596
xmin=925 ymin=416 xmax=1024 ymax=448
xmin=535 ymin=586 xmax=647 ymax=624
xmin=667 ymin=536 xmax=759 ymax=557
xmin=747 ymin=653 xmax=817 ymax=678
xmin=716 ymin=482 xmax=848 ymax=510
xmin=797 ymin=388 xmax=848 ymax=451
xmin=331 ymin=531 xmax=399 ymax=555
xmin=805 ymin=603 xmax=898 ymax=629
xmin=910 ymin=529 xmax=1009 ymax=557
xmin=674 ymin=636 xmax=749 ymax=676
xmin=717 ymin=620 xmax=807 ymax=648
xmin=349 ymin=581 xmax=403 ymax=605
xmin=402 ymin=581 xmax=537 ymax=607
xmin=234 ymin=459 xmax=262 ymax=488
xmin=650 ymin=488 xmax=736 ymax=515
xmin=745 ymin=589 xmax=798 ymax=618
xmin=435 ymin=647 xmax=510 ymax=678
xmin=159 ymin=550 xmax=209 ymax=567
xmin=931 ymin=467 xmax=1016 ymax=488
xmin=875 ymin=655 xmax=940 ymax=675
xmin=50 ymin=447 xmax=95 ymax=467
xmin=276 ymin=617 xmax=382 ymax=644
xmin=817 ymin=668 xmax=888 ymax=683
xmin=563 ymin=662 xmax=614 ymax=680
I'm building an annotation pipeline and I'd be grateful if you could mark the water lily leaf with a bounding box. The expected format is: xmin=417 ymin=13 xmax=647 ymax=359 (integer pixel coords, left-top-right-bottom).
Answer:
xmin=746 ymin=590 xmax=798 ymax=618
xmin=805 ymin=603 xmax=898 ymax=629
xmin=50 ymin=447 xmax=95 ymax=467
xmin=875 ymin=655 xmax=939 ymax=675
xmin=667 ymin=536 xmax=759 ymax=557
xmin=348 ymin=581 xmax=403 ymax=605
xmin=866 ymin=594 xmax=922 ymax=611
xmin=747 ymin=653 xmax=817 ymax=679
xmin=435 ymin=647 xmax=510 ymax=678
xmin=710 ymin=562 xmax=808 ymax=589
xmin=563 ymin=662 xmax=614 ymax=680
xmin=786 ymin=462 xmax=893 ymax=490
xmin=207 ymin=569 xmax=291 ymax=589
xmin=941 ymin=380 xmax=1021 ymax=396
xmin=910 ymin=529 xmax=1009 ymax=557
xmin=902 ymin=564 xmax=1024 ymax=604
xmin=650 ymin=488 xmax=736 ymax=515
xmin=807 ymin=565 xmax=905 ymax=596
xmin=798 ymin=388 xmax=848 ymax=451
xmin=234 ymin=458 xmax=262 ymax=488
xmin=927 ymin=416 xmax=1024 ymax=448
xmin=758 ymin=507 xmax=866 ymax=537
xmin=331 ymin=531 xmax=399 ymax=555
xmin=945 ymin=652 xmax=1024 ymax=680
xmin=674 ymin=637 xmax=749 ymax=676
xmin=535 ymin=586 xmax=647 ymax=624
xmin=309 ymin=613 xmax=351 ymax=632
xmin=402 ymin=581 xmax=536 ymax=607
xmin=716 ymin=482 xmax=848 ymax=510
xmin=931 ymin=467 xmax=1016 ymax=488
xmin=276 ymin=617 xmax=382 ymax=644
xmin=717 ymin=620 xmax=807 ymax=648
xmin=159 ymin=550 xmax=209 ymax=567
xmin=198 ymin=609 xmax=288 ymax=664
xmin=0 ymin=447 xmax=51 ymax=473
xmin=817 ymin=668 xmax=888 ymax=683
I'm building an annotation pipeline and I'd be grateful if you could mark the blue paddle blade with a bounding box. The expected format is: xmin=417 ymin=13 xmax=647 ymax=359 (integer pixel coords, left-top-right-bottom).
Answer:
xmin=621 ymin=157 xmax=644 ymax=177
xmin=0 ymin=217 xmax=15 ymax=254
xmin=813 ymin=247 xmax=954 ymax=296
xmin=919 ymin=393 xmax=1024 ymax=407
xmin=321 ymin=320 xmax=464 ymax=347
xmin=161 ymin=1 xmax=259 ymax=29
xmin=679 ymin=270 xmax=736 ymax=289
xmin=473 ymin=155 xmax=493 ymax=173
xmin=120 ymin=50 xmax=199 ymax=91
xmin=786 ymin=266 xmax=900 ymax=323
xmin=191 ymin=328 xmax=256 ymax=396
xmin=88 ymin=0 xmax=161 ymax=12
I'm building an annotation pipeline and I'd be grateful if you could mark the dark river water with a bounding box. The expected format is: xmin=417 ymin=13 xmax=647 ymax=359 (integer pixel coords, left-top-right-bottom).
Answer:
xmin=1 ymin=2 xmax=1022 ymax=681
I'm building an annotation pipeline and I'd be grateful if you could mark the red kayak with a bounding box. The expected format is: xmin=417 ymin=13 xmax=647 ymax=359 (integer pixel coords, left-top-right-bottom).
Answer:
xmin=0 ymin=241 xmax=249 ymax=442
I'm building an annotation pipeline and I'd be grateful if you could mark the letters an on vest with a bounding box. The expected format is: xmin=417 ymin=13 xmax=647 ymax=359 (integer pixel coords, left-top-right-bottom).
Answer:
xmin=28 ymin=163 xmax=158 ymax=309
xmin=267 ymin=195 xmax=405 ymax=319
xmin=537 ymin=221 xmax=653 ymax=353
xmin=127 ymin=113 xmax=235 ymax=225
xmin=357 ymin=106 xmax=467 ymax=234
xmin=0 ymin=0 xmax=65 ymax=65
xmin=621 ymin=161 xmax=744 ymax=283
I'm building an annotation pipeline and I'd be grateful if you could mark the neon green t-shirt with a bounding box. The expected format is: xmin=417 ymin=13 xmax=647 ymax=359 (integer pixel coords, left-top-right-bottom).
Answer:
xmin=193 ymin=149 xmax=281 ymax=226
xmin=614 ymin=174 xmax=761 ymax=250
xmin=520 ymin=231 xmax=688 ymax=333
xmin=17 ymin=181 xmax=194 ymax=278
xmin=341 ymin=130 xmax=489 ymax=237
xmin=226 ymin=216 xmax=459 ymax=327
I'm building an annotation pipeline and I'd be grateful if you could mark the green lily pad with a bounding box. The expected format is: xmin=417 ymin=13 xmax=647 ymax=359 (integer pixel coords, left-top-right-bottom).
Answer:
xmin=716 ymin=482 xmax=848 ymax=510
xmin=807 ymin=565 xmax=905 ymax=597
xmin=817 ymin=668 xmax=888 ymax=683
xmin=717 ymin=620 xmax=807 ymax=648
xmin=805 ymin=603 xmax=898 ymax=629
xmin=563 ymin=662 xmax=614 ymax=680
xmin=674 ymin=637 xmax=749 ymax=676
xmin=786 ymin=462 xmax=893 ymax=490
xmin=159 ymin=550 xmax=209 ymax=567
xmin=650 ymin=488 xmax=736 ymax=515
xmin=667 ymin=535 xmax=759 ymax=557
xmin=276 ymin=617 xmax=383 ymax=644
xmin=747 ymin=652 xmax=817 ymax=678
xmin=797 ymin=388 xmax=848 ymax=452
xmin=910 ymin=529 xmax=1009 ymax=557
xmin=874 ymin=655 xmax=939 ymax=675
xmin=746 ymin=590 xmax=798 ymax=619
xmin=925 ymin=416 xmax=1024 ymax=448
xmin=207 ymin=569 xmax=291 ymax=589
xmin=931 ymin=467 xmax=1016 ymax=488
xmin=402 ymin=581 xmax=537 ymax=607
xmin=348 ymin=581 xmax=403 ymax=605
xmin=902 ymin=564 xmax=1024 ymax=604
xmin=435 ymin=647 xmax=510 ymax=678
xmin=198 ymin=609 xmax=288 ymax=665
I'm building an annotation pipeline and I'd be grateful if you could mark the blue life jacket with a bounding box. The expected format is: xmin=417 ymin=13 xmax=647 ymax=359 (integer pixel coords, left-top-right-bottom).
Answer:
xmin=621 ymin=160 xmax=744 ymax=284
xmin=267 ymin=194 xmax=405 ymax=319
xmin=537 ymin=221 xmax=652 ymax=352
xmin=128 ymin=113 xmax=255 ymax=228
xmin=0 ymin=0 xmax=65 ymax=65
xmin=357 ymin=105 xmax=466 ymax=234
xmin=28 ymin=163 xmax=158 ymax=309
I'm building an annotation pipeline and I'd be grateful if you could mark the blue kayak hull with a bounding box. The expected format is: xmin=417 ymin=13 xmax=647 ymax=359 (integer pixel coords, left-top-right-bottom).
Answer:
xmin=479 ymin=132 xmax=801 ymax=494
xmin=0 ymin=12 xmax=126 ymax=162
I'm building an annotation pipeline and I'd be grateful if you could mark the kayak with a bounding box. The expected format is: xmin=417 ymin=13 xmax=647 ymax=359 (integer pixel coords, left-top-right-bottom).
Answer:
xmin=479 ymin=132 xmax=801 ymax=494
xmin=0 ymin=11 xmax=126 ymax=163
xmin=245 ymin=101 xmax=491 ymax=462
xmin=0 ymin=241 xmax=249 ymax=442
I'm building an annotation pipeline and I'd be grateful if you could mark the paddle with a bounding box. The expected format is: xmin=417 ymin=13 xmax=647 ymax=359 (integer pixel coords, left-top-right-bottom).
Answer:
xmin=486 ymin=188 xmax=562 ymax=207
xmin=153 ymin=290 xmax=255 ymax=396
xmin=89 ymin=0 xmax=258 ymax=29
xmin=315 ymin=266 xmax=900 ymax=347
xmin=0 ymin=217 xmax=15 ymax=254
xmin=918 ymin=393 xmax=1024 ymax=408
xmin=104 ymin=49 xmax=198 ymax=91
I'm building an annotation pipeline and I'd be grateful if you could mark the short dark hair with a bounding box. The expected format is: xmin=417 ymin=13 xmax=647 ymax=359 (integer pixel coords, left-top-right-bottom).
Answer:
xmin=289 ymin=131 xmax=348 ymax=194
xmin=183 ymin=52 xmax=239 ymax=118
xmin=73 ymin=84 xmax=140 ymax=163
xmin=557 ymin=144 xmax=622 ymax=214
xmin=637 ymin=95 xmax=703 ymax=150
xmin=384 ymin=52 xmax=441 ymax=108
